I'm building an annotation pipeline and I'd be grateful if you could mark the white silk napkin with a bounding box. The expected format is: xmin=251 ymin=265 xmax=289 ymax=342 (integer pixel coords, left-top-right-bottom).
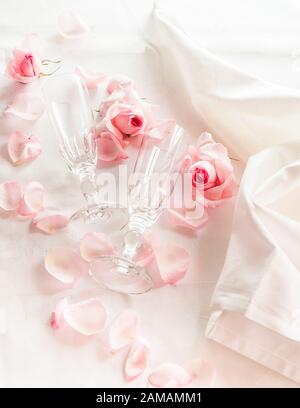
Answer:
xmin=207 ymin=142 xmax=300 ymax=383
xmin=146 ymin=6 xmax=300 ymax=162
xmin=146 ymin=6 xmax=300 ymax=383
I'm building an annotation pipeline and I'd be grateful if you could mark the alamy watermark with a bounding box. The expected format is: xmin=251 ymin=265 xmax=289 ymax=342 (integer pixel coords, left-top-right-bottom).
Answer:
xmin=95 ymin=164 xmax=205 ymax=216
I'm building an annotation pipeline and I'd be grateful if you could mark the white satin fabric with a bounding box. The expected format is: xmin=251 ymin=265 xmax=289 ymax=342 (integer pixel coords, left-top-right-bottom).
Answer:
xmin=146 ymin=7 xmax=300 ymax=161
xmin=0 ymin=0 xmax=299 ymax=387
xmin=147 ymin=7 xmax=300 ymax=382
xmin=207 ymin=142 xmax=300 ymax=383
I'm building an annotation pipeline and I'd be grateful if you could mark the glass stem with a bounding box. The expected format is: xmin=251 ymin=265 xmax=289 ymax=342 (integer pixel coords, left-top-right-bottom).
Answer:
xmin=122 ymin=230 xmax=144 ymax=260
xmin=122 ymin=218 xmax=147 ymax=260
xmin=78 ymin=170 xmax=100 ymax=210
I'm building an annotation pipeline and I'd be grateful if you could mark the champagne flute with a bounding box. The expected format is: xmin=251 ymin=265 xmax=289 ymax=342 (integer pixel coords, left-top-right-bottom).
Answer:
xmin=90 ymin=125 xmax=186 ymax=294
xmin=43 ymin=73 xmax=112 ymax=223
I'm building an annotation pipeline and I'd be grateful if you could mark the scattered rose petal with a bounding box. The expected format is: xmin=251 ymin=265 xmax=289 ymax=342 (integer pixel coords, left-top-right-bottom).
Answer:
xmin=45 ymin=246 xmax=88 ymax=285
xmin=168 ymin=206 xmax=208 ymax=232
xmin=50 ymin=298 xmax=68 ymax=329
xmin=75 ymin=66 xmax=106 ymax=89
xmin=146 ymin=119 xmax=176 ymax=141
xmin=32 ymin=212 xmax=69 ymax=234
xmin=5 ymin=93 xmax=45 ymax=121
xmin=50 ymin=297 xmax=106 ymax=335
xmin=148 ymin=363 xmax=191 ymax=388
xmin=8 ymin=131 xmax=42 ymax=165
xmin=154 ymin=242 xmax=190 ymax=285
xmin=185 ymin=359 xmax=216 ymax=387
xmin=107 ymin=75 xmax=133 ymax=94
xmin=104 ymin=309 xmax=139 ymax=352
xmin=63 ymin=298 xmax=106 ymax=335
xmin=58 ymin=11 xmax=90 ymax=39
xmin=125 ymin=339 xmax=150 ymax=381
xmin=97 ymin=131 xmax=128 ymax=162
xmin=18 ymin=181 xmax=44 ymax=216
xmin=135 ymin=240 xmax=155 ymax=268
xmin=0 ymin=181 xmax=22 ymax=211
xmin=80 ymin=232 xmax=116 ymax=262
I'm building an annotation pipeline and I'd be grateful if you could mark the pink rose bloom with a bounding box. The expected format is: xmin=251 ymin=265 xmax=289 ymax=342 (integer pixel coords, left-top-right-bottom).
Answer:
xmin=95 ymin=75 xmax=175 ymax=163
xmin=184 ymin=132 xmax=238 ymax=207
xmin=7 ymin=50 xmax=42 ymax=84
xmin=111 ymin=104 xmax=145 ymax=136
xmin=99 ymin=75 xmax=156 ymax=124
xmin=95 ymin=101 xmax=146 ymax=163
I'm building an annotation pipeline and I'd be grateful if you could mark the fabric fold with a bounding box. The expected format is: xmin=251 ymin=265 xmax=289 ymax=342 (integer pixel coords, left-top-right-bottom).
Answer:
xmin=147 ymin=6 xmax=300 ymax=384
xmin=212 ymin=142 xmax=300 ymax=339
xmin=145 ymin=6 xmax=300 ymax=161
xmin=208 ymin=141 xmax=300 ymax=383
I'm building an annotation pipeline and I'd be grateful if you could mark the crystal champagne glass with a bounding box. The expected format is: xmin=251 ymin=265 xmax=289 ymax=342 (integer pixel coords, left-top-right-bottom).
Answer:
xmin=90 ymin=125 xmax=186 ymax=294
xmin=43 ymin=73 xmax=112 ymax=223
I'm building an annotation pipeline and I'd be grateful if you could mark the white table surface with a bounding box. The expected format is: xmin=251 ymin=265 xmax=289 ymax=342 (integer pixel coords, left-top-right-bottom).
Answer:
xmin=0 ymin=0 xmax=299 ymax=387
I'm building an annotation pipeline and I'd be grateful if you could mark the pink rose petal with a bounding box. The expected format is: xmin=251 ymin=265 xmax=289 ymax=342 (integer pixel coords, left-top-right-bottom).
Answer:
xmin=80 ymin=232 xmax=116 ymax=262
xmin=45 ymin=246 xmax=88 ymax=285
xmin=57 ymin=11 xmax=90 ymax=39
xmin=51 ymin=297 xmax=106 ymax=335
xmin=75 ymin=66 xmax=106 ymax=89
xmin=135 ymin=240 xmax=155 ymax=268
xmin=32 ymin=212 xmax=69 ymax=234
xmin=0 ymin=181 xmax=22 ymax=211
xmin=168 ymin=206 xmax=208 ymax=232
xmin=148 ymin=363 xmax=191 ymax=388
xmin=107 ymin=75 xmax=133 ymax=94
xmin=104 ymin=309 xmax=139 ymax=352
xmin=8 ymin=131 xmax=42 ymax=165
xmin=125 ymin=339 xmax=150 ymax=381
xmin=204 ymin=174 xmax=238 ymax=207
xmin=18 ymin=181 xmax=44 ymax=216
xmin=5 ymin=93 xmax=45 ymax=121
xmin=185 ymin=359 xmax=216 ymax=387
xmin=50 ymin=298 xmax=68 ymax=329
xmin=154 ymin=242 xmax=190 ymax=285
xmin=97 ymin=131 xmax=128 ymax=162
xmin=146 ymin=118 xmax=176 ymax=141
xmin=63 ymin=298 xmax=107 ymax=335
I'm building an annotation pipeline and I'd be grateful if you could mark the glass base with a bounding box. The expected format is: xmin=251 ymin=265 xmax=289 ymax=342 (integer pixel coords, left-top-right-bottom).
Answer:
xmin=89 ymin=255 xmax=153 ymax=295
